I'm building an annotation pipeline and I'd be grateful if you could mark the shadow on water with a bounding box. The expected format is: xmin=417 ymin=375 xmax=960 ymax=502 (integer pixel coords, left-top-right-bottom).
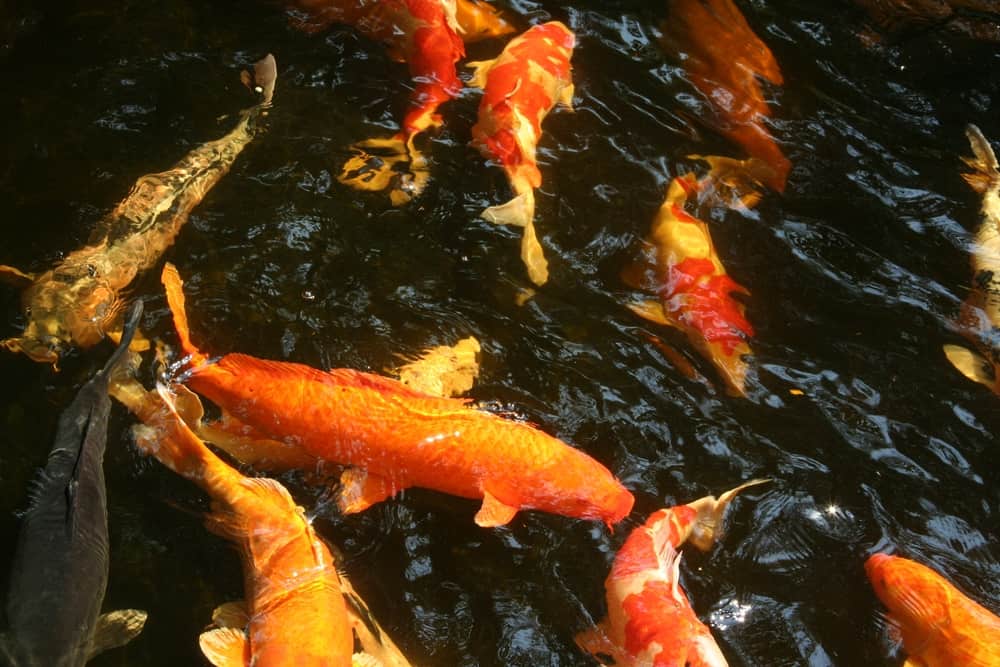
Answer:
xmin=1 ymin=1 xmax=999 ymax=665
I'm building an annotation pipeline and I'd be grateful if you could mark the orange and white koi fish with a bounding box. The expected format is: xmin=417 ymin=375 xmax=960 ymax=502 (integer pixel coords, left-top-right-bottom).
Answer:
xmin=577 ymin=481 xmax=767 ymax=667
xmin=0 ymin=55 xmax=276 ymax=368
xmin=161 ymin=263 xmax=634 ymax=528
xmin=661 ymin=0 xmax=790 ymax=192
xmin=944 ymin=124 xmax=1000 ymax=395
xmin=866 ymin=552 xmax=1000 ymax=666
xmin=111 ymin=379 xmax=360 ymax=667
xmin=468 ymin=21 xmax=576 ymax=286
xmin=289 ymin=0 xmax=465 ymax=205
xmin=624 ymin=171 xmax=754 ymax=397
xmin=454 ymin=0 xmax=515 ymax=43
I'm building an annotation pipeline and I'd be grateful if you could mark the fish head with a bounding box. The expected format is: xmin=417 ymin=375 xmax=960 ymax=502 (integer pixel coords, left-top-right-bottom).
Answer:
xmin=865 ymin=553 xmax=953 ymax=648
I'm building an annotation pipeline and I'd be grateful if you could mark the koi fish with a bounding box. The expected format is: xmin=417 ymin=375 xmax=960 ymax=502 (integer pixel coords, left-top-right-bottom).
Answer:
xmin=160 ymin=262 xmax=633 ymax=528
xmin=392 ymin=335 xmax=481 ymax=397
xmin=944 ymin=124 xmax=1000 ymax=395
xmin=853 ymin=0 xmax=1000 ymax=41
xmin=0 ymin=301 xmax=146 ymax=667
xmin=0 ymin=55 xmax=276 ymax=369
xmin=661 ymin=0 xmax=790 ymax=192
xmin=624 ymin=171 xmax=755 ymax=397
xmin=288 ymin=0 xmax=465 ymax=205
xmin=865 ymin=552 xmax=1000 ymax=666
xmin=113 ymin=379 xmax=359 ymax=667
xmin=454 ymin=0 xmax=515 ymax=43
xmin=468 ymin=21 xmax=576 ymax=286
xmin=577 ymin=480 xmax=768 ymax=667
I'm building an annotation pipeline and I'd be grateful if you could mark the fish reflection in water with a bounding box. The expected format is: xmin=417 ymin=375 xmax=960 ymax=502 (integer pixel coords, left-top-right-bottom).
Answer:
xmin=943 ymin=124 xmax=1000 ymax=395
xmin=160 ymin=262 xmax=634 ymax=528
xmin=866 ymin=553 xmax=1000 ymax=666
xmin=0 ymin=55 xmax=276 ymax=369
xmin=287 ymin=0 xmax=465 ymax=205
xmin=853 ymin=0 xmax=1000 ymax=41
xmin=469 ymin=21 xmax=576 ymax=286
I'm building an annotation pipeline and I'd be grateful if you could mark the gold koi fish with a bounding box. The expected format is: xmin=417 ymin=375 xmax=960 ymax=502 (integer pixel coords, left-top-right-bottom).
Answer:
xmin=944 ymin=124 xmax=1000 ymax=395
xmin=0 ymin=54 xmax=277 ymax=368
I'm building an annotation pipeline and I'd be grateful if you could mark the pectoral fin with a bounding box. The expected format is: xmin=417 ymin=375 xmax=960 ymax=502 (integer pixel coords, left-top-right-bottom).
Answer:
xmin=87 ymin=609 xmax=148 ymax=659
xmin=475 ymin=490 xmax=518 ymax=527
xmin=353 ymin=653 xmax=384 ymax=667
xmin=574 ymin=620 xmax=620 ymax=665
xmin=465 ymin=58 xmax=497 ymax=89
xmin=0 ymin=264 xmax=36 ymax=288
xmin=211 ymin=601 xmax=250 ymax=630
xmin=199 ymin=627 xmax=249 ymax=667
xmin=482 ymin=191 xmax=533 ymax=228
xmin=943 ymin=344 xmax=996 ymax=389
xmin=557 ymin=82 xmax=575 ymax=110
xmin=338 ymin=468 xmax=404 ymax=515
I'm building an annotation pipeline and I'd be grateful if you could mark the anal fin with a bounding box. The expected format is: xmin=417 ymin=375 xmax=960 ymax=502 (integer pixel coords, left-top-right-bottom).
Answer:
xmin=475 ymin=490 xmax=518 ymax=527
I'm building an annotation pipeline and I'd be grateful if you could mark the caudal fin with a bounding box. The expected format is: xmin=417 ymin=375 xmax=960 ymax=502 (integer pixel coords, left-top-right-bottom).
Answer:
xmin=685 ymin=479 xmax=770 ymax=552
xmin=161 ymin=262 xmax=208 ymax=367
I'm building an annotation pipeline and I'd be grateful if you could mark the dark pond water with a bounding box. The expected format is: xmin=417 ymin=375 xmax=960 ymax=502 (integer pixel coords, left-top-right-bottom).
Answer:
xmin=2 ymin=1 xmax=999 ymax=665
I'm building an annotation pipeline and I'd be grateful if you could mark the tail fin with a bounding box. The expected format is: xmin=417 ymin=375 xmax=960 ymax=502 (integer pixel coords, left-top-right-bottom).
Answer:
xmin=962 ymin=124 xmax=1000 ymax=194
xmin=97 ymin=299 xmax=144 ymax=382
xmin=161 ymin=262 xmax=208 ymax=367
xmin=685 ymin=478 xmax=770 ymax=552
xmin=131 ymin=382 xmax=216 ymax=482
xmin=241 ymin=54 xmax=277 ymax=108
xmin=482 ymin=191 xmax=549 ymax=285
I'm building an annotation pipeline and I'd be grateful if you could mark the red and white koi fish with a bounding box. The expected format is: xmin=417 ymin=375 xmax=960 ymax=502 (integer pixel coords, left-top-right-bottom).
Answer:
xmin=160 ymin=263 xmax=634 ymax=528
xmin=624 ymin=171 xmax=755 ymax=397
xmin=469 ymin=21 xmax=576 ymax=286
xmin=289 ymin=0 xmax=465 ymax=205
xmin=110 ymin=379 xmax=359 ymax=667
xmin=661 ymin=0 xmax=790 ymax=192
xmin=577 ymin=480 xmax=767 ymax=667
xmin=866 ymin=552 xmax=1000 ymax=666
xmin=944 ymin=124 xmax=1000 ymax=395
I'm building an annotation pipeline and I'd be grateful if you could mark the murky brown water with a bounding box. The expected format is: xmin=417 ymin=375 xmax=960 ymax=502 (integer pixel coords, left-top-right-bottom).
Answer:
xmin=1 ymin=1 xmax=999 ymax=665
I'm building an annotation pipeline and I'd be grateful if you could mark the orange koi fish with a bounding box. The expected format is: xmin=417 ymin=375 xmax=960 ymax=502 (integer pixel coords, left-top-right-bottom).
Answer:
xmin=469 ymin=21 xmax=576 ymax=286
xmin=577 ymin=481 xmax=767 ymax=667
xmin=866 ymin=553 xmax=1000 ymax=666
xmin=661 ymin=0 xmax=790 ymax=192
xmin=289 ymin=0 xmax=465 ymax=205
xmin=625 ymin=171 xmax=754 ymax=397
xmin=454 ymin=0 xmax=515 ymax=43
xmin=0 ymin=55 xmax=276 ymax=368
xmin=943 ymin=124 xmax=1000 ymax=395
xmin=111 ymin=379 xmax=358 ymax=667
xmin=161 ymin=263 xmax=633 ymax=528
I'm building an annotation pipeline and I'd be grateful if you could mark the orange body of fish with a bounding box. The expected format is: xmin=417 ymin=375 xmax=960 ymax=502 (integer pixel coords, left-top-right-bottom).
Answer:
xmin=161 ymin=263 xmax=633 ymax=529
xmin=578 ymin=482 xmax=765 ymax=666
xmin=661 ymin=0 xmax=790 ymax=192
xmin=469 ymin=21 xmax=576 ymax=285
xmin=626 ymin=173 xmax=754 ymax=397
xmin=119 ymin=382 xmax=354 ymax=667
xmin=866 ymin=553 xmax=1000 ymax=667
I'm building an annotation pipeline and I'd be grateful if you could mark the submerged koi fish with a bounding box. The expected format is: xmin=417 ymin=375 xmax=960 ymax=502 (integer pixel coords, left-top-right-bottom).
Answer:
xmin=289 ymin=0 xmax=465 ymax=205
xmin=112 ymin=379 xmax=358 ymax=667
xmin=161 ymin=263 xmax=633 ymax=528
xmin=577 ymin=481 xmax=767 ymax=667
xmin=854 ymin=0 xmax=1000 ymax=41
xmin=392 ymin=335 xmax=481 ymax=397
xmin=454 ymin=0 xmax=515 ymax=43
xmin=469 ymin=21 xmax=576 ymax=286
xmin=625 ymin=172 xmax=755 ymax=397
xmin=0 ymin=302 xmax=146 ymax=667
xmin=661 ymin=0 xmax=789 ymax=192
xmin=944 ymin=124 xmax=1000 ymax=395
xmin=865 ymin=553 xmax=1000 ymax=666
xmin=0 ymin=55 xmax=276 ymax=368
